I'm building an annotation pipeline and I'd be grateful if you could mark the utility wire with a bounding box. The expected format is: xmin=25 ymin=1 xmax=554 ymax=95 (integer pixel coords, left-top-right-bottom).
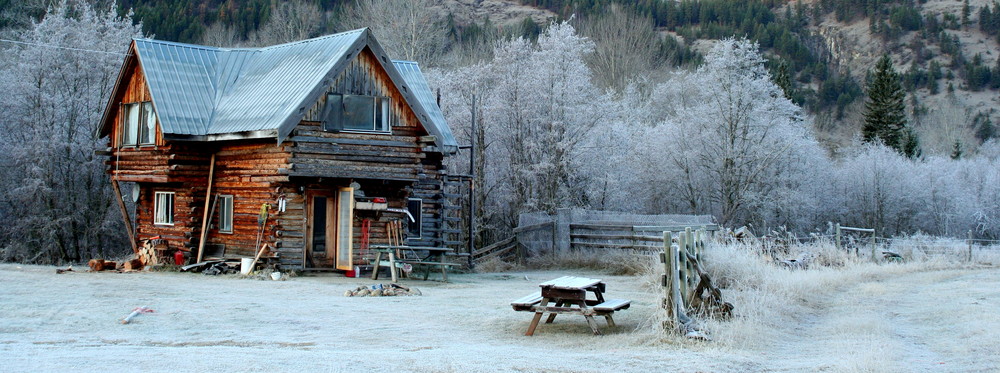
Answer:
xmin=0 ymin=38 xmax=128 ymax=56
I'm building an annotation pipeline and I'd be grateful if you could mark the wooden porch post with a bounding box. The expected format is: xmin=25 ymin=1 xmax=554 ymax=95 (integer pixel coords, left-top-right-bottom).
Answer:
xmin=196 ymin=153 xmax=217 ymax=263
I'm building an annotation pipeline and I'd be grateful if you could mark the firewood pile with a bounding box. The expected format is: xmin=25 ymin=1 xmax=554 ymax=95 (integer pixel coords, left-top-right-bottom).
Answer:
xmin=344 ymin=283 xmax=421 ymax=297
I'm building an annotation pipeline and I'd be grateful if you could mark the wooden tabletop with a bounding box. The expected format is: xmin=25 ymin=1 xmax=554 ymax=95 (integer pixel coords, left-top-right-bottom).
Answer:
xmin=539 ymin=276 xmax=602 ymax=290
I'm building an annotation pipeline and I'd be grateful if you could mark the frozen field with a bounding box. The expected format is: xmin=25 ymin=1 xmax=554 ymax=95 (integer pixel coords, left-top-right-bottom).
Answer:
xmin=1 ymin=262 xmax=998 ymax=372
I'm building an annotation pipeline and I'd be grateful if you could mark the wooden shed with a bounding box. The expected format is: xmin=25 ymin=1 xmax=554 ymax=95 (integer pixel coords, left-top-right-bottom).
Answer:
xmin=96 ymin=29 xmax=462 ymax=271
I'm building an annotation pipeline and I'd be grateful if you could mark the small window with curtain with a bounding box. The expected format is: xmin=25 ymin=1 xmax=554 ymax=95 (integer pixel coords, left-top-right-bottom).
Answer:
xmin=154 ymin=191 xmax=174 ymax=225
xmin=321 ymin=94 xmax=391 ymax=133
xmin=121 ymin=101 xmax=157 ymax=147
xmin=218 ymin=195 xmax=233 ymax=233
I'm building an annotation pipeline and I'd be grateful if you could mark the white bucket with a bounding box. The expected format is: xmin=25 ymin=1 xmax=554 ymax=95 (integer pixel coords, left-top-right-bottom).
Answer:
xmin=240 ymin=258 xmax=254 ymax=275
xmin=270 ymin=272 xmax=282 ymax=281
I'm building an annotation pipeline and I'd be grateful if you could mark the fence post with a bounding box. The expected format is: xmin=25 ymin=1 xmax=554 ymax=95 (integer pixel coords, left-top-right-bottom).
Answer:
xmin=549 ymin=220 xmax=556 ymax=253
xmin=661 ymin=231 xmax=676 ymax=325
xmin=555 ymin=208 xmax=571 ymax=252
xmin=835 ymin=223 xmax=842 ymax=251
xmin=678 ymin=229 xmax=688 ymax=303
xmin=968 ymin=230 xmax=973 ymax=262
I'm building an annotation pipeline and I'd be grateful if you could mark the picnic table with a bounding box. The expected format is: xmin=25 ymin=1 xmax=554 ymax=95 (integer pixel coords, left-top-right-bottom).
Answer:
xmin=511 ymin=276 xmax=631 ymax=336
xmin=370 ymin=245 xmax=458 ymax=282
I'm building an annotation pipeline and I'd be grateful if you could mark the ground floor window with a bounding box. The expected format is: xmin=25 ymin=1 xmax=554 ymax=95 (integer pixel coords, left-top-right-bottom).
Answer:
xmin=154 ymin=191 xmax=174 ymax=225
xmin=218 ymin=195 xmax=233 ymax=233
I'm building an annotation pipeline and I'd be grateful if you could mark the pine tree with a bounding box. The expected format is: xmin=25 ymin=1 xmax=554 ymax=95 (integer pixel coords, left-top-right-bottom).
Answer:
xmin=862 ymin=55 xmax=916 ymax=157
xmin=774 ymin=60 xmax=794 ymax=100
xmin=962 ymin=0 xmax=972 ymax=28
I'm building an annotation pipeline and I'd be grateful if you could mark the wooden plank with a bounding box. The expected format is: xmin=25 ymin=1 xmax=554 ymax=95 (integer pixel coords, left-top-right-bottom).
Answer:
xmin=111 ymin=180 xmax=138 ymax=254
xmin=540 ymin=276 xmax=602 ymax=290
xmin=472 ymin=236 xmax=515 ymax=257
xmin=513 ymin=221 xmax=554 ymax=234
xmin=593 ymin=299 xmax=631 ymax=311
xmin=195 ymin=153 xmax=216 ymax=264
xmin=510 ymin=293 xmax=543 ymax=307
xmin=570 ymin=241 xmax=661 ymax=250
xmin=570 ymin=233 xmax=662 ymax=242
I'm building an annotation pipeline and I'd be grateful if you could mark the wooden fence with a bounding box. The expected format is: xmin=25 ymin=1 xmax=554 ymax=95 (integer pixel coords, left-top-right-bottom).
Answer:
xmin=571 ymin=223 xmax=719 ymax=252
xmin=660 ymin=227 xmax=731 ymax=335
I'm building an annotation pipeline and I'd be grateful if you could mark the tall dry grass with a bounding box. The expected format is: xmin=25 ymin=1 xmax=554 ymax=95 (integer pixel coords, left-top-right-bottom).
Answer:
xmin=646 ymin=236 xmax=993 ymax=350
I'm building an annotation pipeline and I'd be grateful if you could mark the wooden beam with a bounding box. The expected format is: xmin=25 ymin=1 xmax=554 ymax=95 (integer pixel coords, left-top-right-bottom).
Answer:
xmin=195 ymin=153 xmax=216 ymax=263
xmin=111 ymin=180 xmax=138 ymax=254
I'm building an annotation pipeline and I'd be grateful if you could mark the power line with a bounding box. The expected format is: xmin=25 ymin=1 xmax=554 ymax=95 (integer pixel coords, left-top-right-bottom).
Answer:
xmin=0 ymin=39 xmax=128 ymax=56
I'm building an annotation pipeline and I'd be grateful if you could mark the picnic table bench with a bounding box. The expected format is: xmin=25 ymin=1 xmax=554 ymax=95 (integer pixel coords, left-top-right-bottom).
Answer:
xmin=511 ymin=276 xmax=631 ymax=336
xmin=370 ymin=245 xmax=459 ymax=282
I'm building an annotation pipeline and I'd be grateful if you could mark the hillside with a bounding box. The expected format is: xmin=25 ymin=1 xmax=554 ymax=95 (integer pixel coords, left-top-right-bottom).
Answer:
xmin=107 ymin=0 xmax=999 ymax=154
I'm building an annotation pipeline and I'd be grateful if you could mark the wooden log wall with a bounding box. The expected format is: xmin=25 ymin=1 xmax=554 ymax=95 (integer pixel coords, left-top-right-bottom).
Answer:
xmin=105 ymin=45 xmax=458 ymax=269
xmin=126 ymin=140 xmax=290 ymax=259
xmin=107 ymin=53 xmax=165 ymax=148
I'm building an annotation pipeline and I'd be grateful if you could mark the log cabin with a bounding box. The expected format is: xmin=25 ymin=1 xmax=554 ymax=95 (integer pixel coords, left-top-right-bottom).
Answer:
xmin=96 ymin=28 xmax=462 ymax=271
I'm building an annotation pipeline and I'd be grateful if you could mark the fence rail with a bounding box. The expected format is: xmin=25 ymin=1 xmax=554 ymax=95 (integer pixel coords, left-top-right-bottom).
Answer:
xmin=570 ymin=223 xmax=719 ymax=252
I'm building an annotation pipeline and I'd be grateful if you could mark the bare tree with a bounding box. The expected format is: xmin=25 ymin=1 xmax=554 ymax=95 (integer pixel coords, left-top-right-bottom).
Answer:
xmin=916 ymin=96 xmax=979 ymax=157
xmin=246 ymin=0 xmax=322 ymax=47
xmin=576 ymin=4 xmax=661 ymax=92
xmin=339 ymin=0 xmax=447 ymax=65
xmin=201 ymin=21 xmax=241 ymax=47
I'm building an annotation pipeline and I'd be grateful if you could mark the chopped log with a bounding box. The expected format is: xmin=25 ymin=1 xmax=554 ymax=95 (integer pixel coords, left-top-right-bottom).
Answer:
xmin=89 ymin=259 xmax=105 ymax=272
xmin=101 ymin=261 xmax=119 ymax=271
xmin=123 ymin=259 xmax=144 ymax=271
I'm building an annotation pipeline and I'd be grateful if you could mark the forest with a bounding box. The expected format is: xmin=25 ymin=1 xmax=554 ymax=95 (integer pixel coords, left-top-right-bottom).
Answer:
xmin=0 ymin=0 xmax=999 ymax=265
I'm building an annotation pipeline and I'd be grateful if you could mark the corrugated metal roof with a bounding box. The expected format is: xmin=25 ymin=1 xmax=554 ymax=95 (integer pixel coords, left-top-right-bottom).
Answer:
xmin=134 ymin=29 xmax=365 ymax=138
xmin=120 ymin=28 xmax=456 ymax=151
xmin=392 ymin=60 xmax=457 ymax=152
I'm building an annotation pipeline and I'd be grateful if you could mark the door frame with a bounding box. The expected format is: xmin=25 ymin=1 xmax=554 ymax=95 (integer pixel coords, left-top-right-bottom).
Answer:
xmin=303 ymin=187 xmax=354 ymax=270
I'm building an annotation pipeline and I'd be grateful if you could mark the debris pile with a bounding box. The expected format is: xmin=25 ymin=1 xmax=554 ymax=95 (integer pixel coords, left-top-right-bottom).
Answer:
xmin=344 ymin=283 xmax=421 ymax=297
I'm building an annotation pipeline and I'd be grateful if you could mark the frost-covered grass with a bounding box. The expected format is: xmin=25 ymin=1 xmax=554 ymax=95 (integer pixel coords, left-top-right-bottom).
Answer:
xmin=2 ymin=241 xmax=998 ymax=372
xmin=636 ymin=238 xmax=1000 ymax=371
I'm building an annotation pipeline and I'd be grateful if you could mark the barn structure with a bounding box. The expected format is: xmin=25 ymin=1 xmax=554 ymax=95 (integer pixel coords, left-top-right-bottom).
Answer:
xmin=96 ymin=28 xmax=462 ymax=271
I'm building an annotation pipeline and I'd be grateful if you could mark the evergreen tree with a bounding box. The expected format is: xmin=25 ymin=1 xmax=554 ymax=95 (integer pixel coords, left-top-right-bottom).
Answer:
xmin=962 ymin=0 xmax=972 ymax=28
xmin=774 ymin=60 xmax=794 ymax=100
xmin=862 ymin=55 xmax=916 ymax=157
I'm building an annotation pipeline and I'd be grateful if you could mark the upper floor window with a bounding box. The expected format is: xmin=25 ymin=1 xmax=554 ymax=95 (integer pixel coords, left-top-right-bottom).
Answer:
xmin=322 ymin=94 xmax=391 ymax=133
xmin=121 ymin=101 xmax=156 ymax=147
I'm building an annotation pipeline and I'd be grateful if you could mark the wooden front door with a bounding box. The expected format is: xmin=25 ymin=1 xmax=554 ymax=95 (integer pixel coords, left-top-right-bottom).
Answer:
xmin=305 ymin=188 xmax=354 ymax=270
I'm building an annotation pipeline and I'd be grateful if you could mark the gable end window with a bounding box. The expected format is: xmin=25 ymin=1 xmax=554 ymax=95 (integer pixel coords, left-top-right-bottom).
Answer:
xmin=321 ymin=94 xmax=391 ymax=133
xmin=154 ymin=191 xmax=174 ymax=225
xmin=218 ymin=195 xmax=233 ymax=234
xmin=121 ymin=101 xmax=156 ymax=147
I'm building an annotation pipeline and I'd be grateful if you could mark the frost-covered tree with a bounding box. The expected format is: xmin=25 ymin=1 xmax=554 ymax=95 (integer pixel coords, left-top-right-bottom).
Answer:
xmin=640 ymin=38 xmax=816 ymax=228
xmin=0 ymin=0 xmax=143 ymax=263
xmin=433 ymin=21 xmax=607 ymax=237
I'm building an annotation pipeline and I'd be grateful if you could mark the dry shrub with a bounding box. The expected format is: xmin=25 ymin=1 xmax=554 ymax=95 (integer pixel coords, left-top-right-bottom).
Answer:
xmin=474 ymin=256 xmax=519 ymax=273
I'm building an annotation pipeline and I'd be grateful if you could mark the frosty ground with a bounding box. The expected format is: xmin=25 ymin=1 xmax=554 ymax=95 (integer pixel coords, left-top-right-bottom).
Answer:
xmin=1 ymin=262 xmax=998 ymax=372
